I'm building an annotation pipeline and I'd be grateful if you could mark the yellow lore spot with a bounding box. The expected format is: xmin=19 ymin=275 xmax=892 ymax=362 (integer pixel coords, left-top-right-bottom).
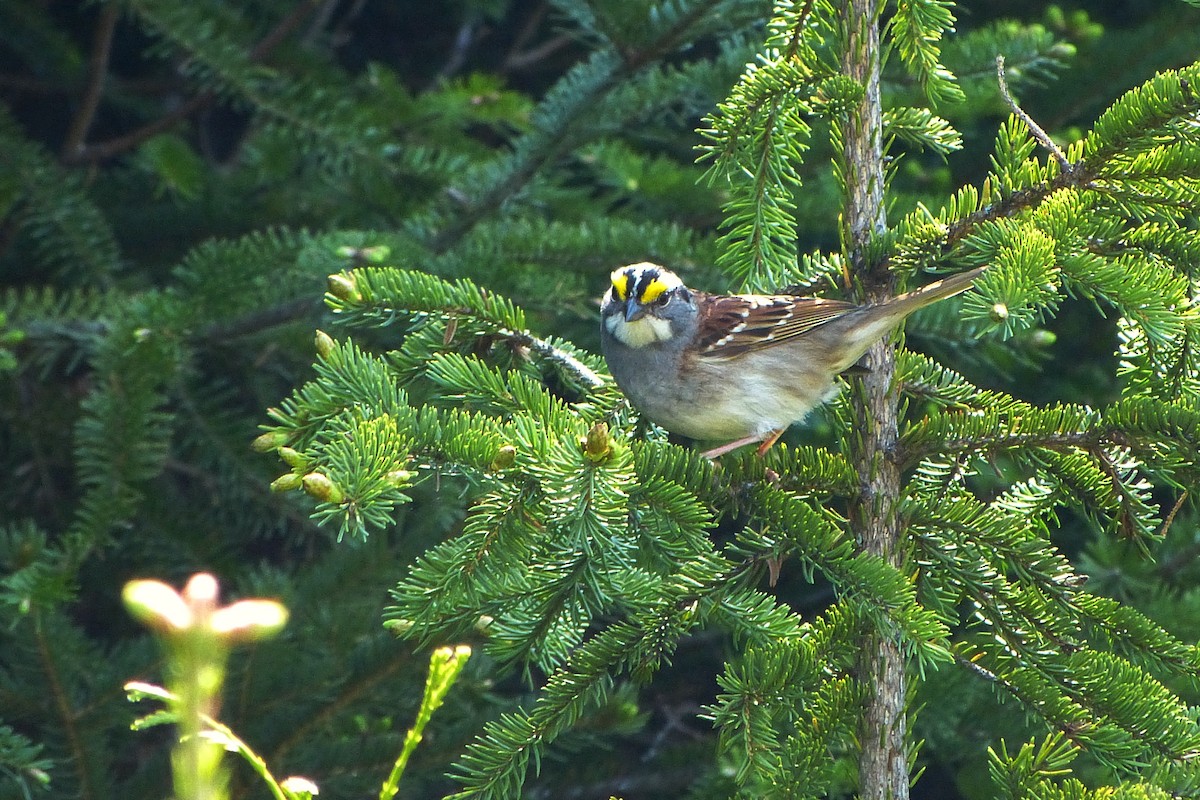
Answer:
xmin=611 ymin=270 xmax=631 ymax=301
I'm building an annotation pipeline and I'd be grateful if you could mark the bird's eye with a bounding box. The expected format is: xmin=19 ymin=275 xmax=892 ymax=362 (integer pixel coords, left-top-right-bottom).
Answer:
xmin=654 ymin=292 xmax=671 ymax=307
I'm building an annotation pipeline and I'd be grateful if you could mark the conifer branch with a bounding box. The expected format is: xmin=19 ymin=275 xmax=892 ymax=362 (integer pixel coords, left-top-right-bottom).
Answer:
xmin=247 ymin=0 xmax=324 ymax=63
xmin=954 ymin=653 xmax=1087 ymax=744
xmin=904 ymin=427 xmax=1123 ymax=467
xmin=268 ymin=651 xmax=413 ymax=765
xmin=61 ymin=2 xmax=120 ymax=161
xmin=911 ymin=62 xmax=1200 ymax=269
xmin=1156 ymin=492 xmax=1192 ymax=577
xmin=428 ymin=18 xmax=481 ymax=89
xmin=67 ymin=0 xmax=324 ymax=164
xmin=938 ymin=165 xmax=1096 ymax=253
xmin=195 ymin=297 xmax=322 ymax=342
xmin=996 ymin=55 xmax=1069 ymax=171
xmin=501 ymin=3 xmax=551 ymax=71
xmin=429 ymin=0 xmax=725 ymax=253
xmin=502 ymin=329 xmax=605 ymax=389
xmin=66 ymin=93 xmax=212 ymax=165
xmin=503 ymin=34 xmax=574 ymax=73
xmin=33 ymin=612 xmax=96 ymax=800
xmin=785 ymin=0 xmax=818 ymax=57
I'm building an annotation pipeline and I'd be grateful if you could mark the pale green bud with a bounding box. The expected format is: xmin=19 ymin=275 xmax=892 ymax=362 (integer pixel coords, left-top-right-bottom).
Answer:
xmin=278 ymin=447 xmax=307 ymax=468
xmin=302 ymin=472 xmax=344 ymax=503
xmin=326 ymin=273 xmax=360 ymax=302
xmin=270 ymin=473 xmax=302 ymax=492
xmin=314 ymin=330 xmax=336 ymax=358
xmin=581 ymin=422 xmax=611 ymax=463
xmin=252 ymin=431 xmax=290 ymax=452
xmin=490 ymin=445 xmax=517 ymax=471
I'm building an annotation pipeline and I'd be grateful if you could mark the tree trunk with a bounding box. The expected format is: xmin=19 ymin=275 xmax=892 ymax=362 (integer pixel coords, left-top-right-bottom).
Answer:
xmin=840 ymin=1 xmax=908 ymax=798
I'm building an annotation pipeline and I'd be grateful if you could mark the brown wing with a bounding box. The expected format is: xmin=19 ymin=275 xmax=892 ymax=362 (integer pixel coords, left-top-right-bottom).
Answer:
xmin=695 ymin=291 xmax=859 ymax=359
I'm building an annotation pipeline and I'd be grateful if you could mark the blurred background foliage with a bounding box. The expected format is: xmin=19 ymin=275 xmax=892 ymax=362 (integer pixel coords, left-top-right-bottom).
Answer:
xmin=0 ymin=1 xmax=1197 ymax=798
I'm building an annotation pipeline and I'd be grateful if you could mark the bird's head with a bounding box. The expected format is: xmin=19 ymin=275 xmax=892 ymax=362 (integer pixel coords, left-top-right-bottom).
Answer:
xmin=601 ymin=262 xmax=696 ymax=348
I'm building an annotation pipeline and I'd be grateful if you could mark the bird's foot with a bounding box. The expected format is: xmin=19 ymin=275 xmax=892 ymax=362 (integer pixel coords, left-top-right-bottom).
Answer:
xmin=699 ymin=428 xmax=785 ymax=459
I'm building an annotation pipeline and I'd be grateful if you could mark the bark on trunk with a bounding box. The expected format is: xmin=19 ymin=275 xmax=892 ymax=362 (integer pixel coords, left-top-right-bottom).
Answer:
xmin=840 ymin=1 xmax=909 ymax=798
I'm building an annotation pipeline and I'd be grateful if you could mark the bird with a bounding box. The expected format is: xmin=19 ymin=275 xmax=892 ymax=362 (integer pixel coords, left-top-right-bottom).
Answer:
xmin=599 ymin=262 xmax=986 ymax=457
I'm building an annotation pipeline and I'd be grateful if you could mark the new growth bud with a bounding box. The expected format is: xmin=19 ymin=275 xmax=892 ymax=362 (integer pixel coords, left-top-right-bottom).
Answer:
xmin=582 ymin=422 xmax=611 ymax=463
xmin=384 ymin=618 xmax=415 ymax=635
xmin=123 ymin=579 xmax=194 ymax=633
xmin=385 ymin=469 xmax=416 ymax=487
xmin=123 ymin=574 xmax=288 ymax=800
xmin=327 ymin=272 xmax=361 ymax=302
xmin=302 ymin=472 xmax=344 ymax=504
xmin=251 ymin=431 xmax=290 ymax=452
xmin=314 ymin=330 xmax=336 ymax=358
xmin=335 ymin=245 xmax=390 ymax=264
xmin=358 ymin=245 xmax=390 ymax=264
xmin=490 ymin=445 xmax=517 ymax=471
xmin=270 ymin=473 xmax=302 ymax=492
xmin=280 ymin=777 xmax=320 ymax=799
xmin=277 ymin=447 xmax=307 ymax=468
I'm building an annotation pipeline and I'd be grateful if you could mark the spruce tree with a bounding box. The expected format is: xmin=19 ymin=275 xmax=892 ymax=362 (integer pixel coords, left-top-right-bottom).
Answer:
xmin=260 ymin=2 xmax=1200 ymax=798
xmin=2 ymin=2 xmax=1199 ymax=799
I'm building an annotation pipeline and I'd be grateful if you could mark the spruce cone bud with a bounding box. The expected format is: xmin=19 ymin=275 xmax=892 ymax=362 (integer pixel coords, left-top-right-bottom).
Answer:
xmin=314 ymin=330 xmax=336 ymax=358
xmin=385 ymin=469 xmax=416 ymax=487
xmin=990 ymin=303 xmax=1009 ymax=322
xmin=252 ymin=431 xmax=289 ymax=452
xmin=384 ymin=618 xmax=414 ymax=635
xmin=327 ymin=272 xmax=360 ymax=302
xmin=277 ymin=447 xmax=307 ymax=468
xmin=302 ymin=472 xmax=344 ymax=503
xmin=270 ymin=473 xmax=302 ymax=492
xmin=490 ymin=445 xmax=517 ymax=471
xmin=359 ymin=245 xmax=390 ymax=264
xmin=582 ymin=422 xmax=611 ymax=462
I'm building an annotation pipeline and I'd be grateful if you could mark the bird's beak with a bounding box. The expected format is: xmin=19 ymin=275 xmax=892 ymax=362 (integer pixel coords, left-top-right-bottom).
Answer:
xmin=624 ymin=296 xmax=646 ymax=322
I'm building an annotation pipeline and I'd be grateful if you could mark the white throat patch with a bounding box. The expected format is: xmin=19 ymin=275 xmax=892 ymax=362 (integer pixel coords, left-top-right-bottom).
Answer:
xmin=605 ymin=313 xmax=674 ymax=348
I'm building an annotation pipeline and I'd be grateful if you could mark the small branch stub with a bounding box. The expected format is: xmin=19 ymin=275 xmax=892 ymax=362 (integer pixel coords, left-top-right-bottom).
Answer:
xmin=996 ymin=55 xmax=1071 ymax=171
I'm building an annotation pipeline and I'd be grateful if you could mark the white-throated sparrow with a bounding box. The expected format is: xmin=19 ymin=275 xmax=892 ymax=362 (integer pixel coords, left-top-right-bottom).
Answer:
xmin=600 ymin=262 xmax=986 ymax=457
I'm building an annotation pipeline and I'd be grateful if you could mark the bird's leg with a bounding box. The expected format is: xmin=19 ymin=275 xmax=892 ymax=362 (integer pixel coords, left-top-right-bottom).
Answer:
xmin=699 ymin=428 xmax=786 ymax=459
xmin=700 ymin=434 xmax=763 ymax=459
xmin=754 ymin=428 xmax=786 ymax=457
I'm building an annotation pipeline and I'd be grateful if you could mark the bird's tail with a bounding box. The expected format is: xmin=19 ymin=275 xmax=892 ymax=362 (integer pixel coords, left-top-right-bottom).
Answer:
xmin=884 ymin=265 xmax=988 ymax=317
xmin=823 ymin=266 xmax=988 ymax=373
